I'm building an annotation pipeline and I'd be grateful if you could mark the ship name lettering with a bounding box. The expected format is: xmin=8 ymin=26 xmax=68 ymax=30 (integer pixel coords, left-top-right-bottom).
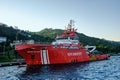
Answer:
xmin=67 ymin=52 xmax=82 ymax=56
xmin=27 ymin=51 xmax=40 ymax=53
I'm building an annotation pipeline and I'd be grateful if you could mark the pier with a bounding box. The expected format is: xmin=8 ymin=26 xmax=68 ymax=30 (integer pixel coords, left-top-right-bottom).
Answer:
xmin=0 ymin=59 xmax=25 ymax=67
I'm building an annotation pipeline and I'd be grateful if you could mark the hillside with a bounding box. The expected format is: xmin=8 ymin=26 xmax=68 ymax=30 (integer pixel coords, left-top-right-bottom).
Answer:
xmin=0 ymin=23 xmax=52 ymax=43
xmin=0 ymin=23 xmax=120 ymax=53
xmin=35 ymin=28 xmax=63 ymax=39
xmin=0 ymin=23 xmax=52 ymax=52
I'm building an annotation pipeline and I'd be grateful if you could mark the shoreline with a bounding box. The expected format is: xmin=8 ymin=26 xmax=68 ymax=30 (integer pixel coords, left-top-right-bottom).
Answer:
xmin=0 ymin=60 xmax=25 ymax=67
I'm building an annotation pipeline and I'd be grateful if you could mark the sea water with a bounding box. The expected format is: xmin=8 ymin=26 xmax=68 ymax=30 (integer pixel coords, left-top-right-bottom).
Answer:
xmin=0 ymin=56 xmax=120 ymax=80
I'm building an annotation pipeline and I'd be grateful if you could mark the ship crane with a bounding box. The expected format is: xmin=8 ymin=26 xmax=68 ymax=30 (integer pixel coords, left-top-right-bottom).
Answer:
xmin=85 ymin=45 xmax=96 ymax=53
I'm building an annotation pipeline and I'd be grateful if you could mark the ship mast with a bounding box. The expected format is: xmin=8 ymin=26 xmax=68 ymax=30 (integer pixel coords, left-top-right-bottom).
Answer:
xmin=70 ymin=20 xmax=75 ymax=28
xmin=66 ymin=20 xmax=75 ymax=33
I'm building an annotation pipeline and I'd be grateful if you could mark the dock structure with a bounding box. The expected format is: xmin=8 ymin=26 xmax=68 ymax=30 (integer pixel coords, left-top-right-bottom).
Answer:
xmin=0 ymin=59 xmax=25 ymax=67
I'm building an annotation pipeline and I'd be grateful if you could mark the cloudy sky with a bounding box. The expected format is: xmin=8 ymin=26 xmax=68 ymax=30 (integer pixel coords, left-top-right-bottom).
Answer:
xmin=0 ymin=0 xmax=120 ymax=41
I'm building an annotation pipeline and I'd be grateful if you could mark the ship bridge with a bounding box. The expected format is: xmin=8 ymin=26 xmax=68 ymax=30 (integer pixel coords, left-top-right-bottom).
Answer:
xmin=52 ymin=20 xmax=79 ymax=45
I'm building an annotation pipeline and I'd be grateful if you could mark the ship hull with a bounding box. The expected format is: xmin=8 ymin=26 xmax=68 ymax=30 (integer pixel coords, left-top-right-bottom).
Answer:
xmin=15 ymin=44 xmax=110 ymax=65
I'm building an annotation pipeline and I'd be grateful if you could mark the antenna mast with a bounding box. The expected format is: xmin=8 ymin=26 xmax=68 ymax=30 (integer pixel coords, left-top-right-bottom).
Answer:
xmin=70 ymin=20 xmax=75 ymax=27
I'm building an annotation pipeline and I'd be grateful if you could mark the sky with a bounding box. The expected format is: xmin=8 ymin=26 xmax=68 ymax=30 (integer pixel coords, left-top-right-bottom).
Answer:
xmin=0 ymin=0 xmax=120 ymax=41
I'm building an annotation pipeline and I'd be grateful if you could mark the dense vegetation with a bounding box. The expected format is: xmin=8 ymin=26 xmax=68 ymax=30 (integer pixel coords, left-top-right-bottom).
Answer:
xmin=0 ymin=23 xmax=120 ymax=56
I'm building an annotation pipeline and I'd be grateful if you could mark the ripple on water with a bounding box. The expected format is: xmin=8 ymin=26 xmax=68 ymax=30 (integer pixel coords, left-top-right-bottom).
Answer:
xmin=0 ymin=56 xmax=120 ymax=80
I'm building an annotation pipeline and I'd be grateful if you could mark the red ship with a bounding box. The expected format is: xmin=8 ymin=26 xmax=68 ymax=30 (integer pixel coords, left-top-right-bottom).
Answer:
xmin=15 ymin=20 xmax=110 ymax=66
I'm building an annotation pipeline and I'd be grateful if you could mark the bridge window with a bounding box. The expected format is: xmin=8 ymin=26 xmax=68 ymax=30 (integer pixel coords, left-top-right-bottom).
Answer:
xmin=68 ymin=46 xmax=79 ymax=49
